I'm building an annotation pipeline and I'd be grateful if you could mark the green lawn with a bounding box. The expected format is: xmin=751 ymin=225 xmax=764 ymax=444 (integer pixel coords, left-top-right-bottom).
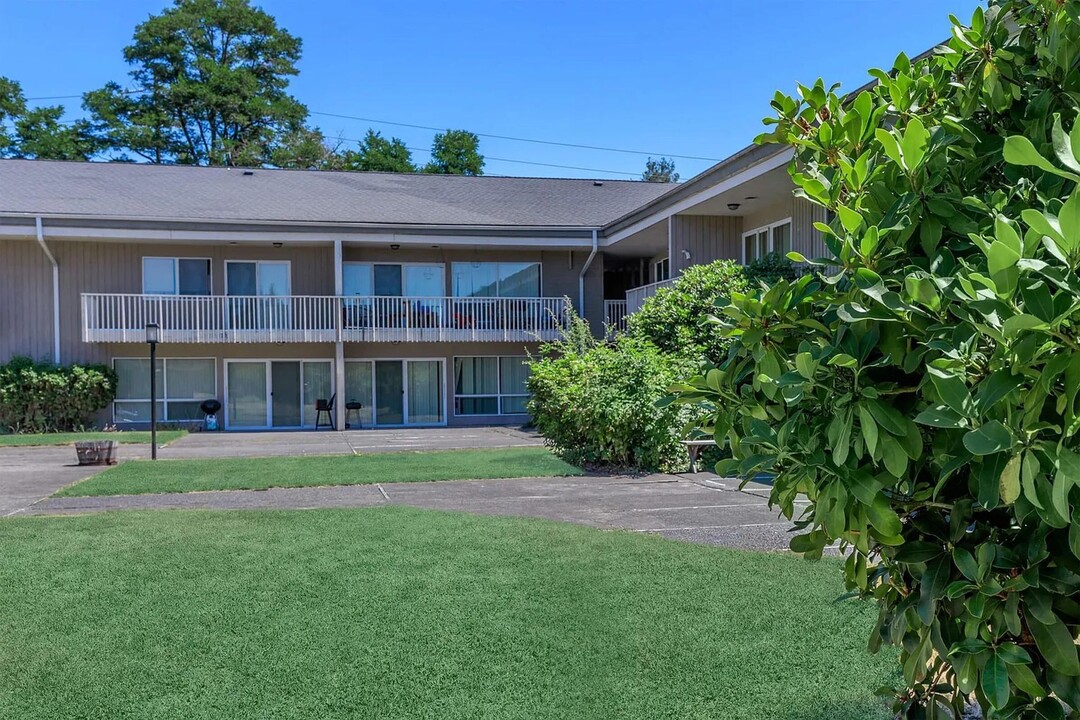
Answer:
xmin=57 ymin=446 xmax=583 ymax=497
xmin=0 ymin=507 xmax=897 ymax=719
xmin=0 ymin=430 xmax=187 ymax=447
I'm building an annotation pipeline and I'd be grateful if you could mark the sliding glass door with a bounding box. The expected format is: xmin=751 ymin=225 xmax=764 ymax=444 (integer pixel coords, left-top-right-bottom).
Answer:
xmin=347 ymin=359 xmax=445 ymax=427
xmin=226 ymin=359 xmax=332 ymax=429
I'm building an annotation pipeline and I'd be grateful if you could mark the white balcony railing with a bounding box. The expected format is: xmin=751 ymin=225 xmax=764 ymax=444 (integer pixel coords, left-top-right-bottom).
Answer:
xmin=625 ymin=278 xmax=675 ymax=314
xmin=81 ymin=294 xmax=569 ymax=344
xmin=604 ymin=300 xmax=628 ymax=335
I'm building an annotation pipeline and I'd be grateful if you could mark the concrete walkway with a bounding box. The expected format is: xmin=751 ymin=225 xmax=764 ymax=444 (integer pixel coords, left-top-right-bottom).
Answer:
xmin=25 ymin=474 xmax=797 ymax=551
xmin=158 ymin=426 xmax=542 ymax=458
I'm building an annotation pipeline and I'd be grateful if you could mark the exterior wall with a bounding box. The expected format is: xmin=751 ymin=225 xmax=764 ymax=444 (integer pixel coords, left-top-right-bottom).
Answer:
xmin=792 ymin=197 xmax=830 ymax=260
xmin=0 ymin=239 xmax=53 ymax=361
xmin=669 ymin=215 xmax=743 ymax=276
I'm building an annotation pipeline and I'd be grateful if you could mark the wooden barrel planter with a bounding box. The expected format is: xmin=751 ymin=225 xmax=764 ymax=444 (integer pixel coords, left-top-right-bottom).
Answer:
xmin=74 ymin=440 xmax=119 ymax=466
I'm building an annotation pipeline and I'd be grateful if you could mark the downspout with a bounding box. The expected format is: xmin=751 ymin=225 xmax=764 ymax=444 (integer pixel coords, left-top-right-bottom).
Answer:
xmin=578 ymin=229 xmax=598 ymax=314
xmin=35 ymin=217 xmax=60 ymax=364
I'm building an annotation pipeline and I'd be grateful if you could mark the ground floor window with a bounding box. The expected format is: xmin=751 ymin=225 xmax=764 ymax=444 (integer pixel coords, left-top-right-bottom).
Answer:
xmin=454 ymin=356 xmax=530 ymax=416
xmin=113 ymin=358 xmax=216 ymax=423
xmin=742 ymin=219 xmax=792 ymax=264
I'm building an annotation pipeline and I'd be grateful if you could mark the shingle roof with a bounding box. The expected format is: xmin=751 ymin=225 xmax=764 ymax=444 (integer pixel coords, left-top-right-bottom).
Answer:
xmin=0 ymin=159 xmax=677 ymax=228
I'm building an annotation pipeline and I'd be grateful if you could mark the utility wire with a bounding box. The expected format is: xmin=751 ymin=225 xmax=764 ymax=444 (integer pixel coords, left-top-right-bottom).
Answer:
xmin=312 ymin=110 xmax=722 ymax=162
xmin=25 ymin=91 xmax=720 ymax=162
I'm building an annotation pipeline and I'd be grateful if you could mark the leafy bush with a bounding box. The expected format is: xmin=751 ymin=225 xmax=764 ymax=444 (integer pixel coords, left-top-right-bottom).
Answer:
xmin=627 ymin=259 xmax=750 ymax=363
xmin=528 ymin=311 xmax=696 ymax=472
xmin=744 ymin=252 xmax=798 ymax=285
xmin=0 ymin=357 xmax=116 ymax=433
xmin=673 ymin=4 xmax=1080 ymax=717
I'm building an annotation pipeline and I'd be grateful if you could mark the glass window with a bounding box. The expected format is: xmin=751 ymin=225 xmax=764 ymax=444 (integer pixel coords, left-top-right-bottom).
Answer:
xmin=772 ymin=222 xmax=792 ymax=255
xmin=343 ymin=263 xmax=373 ymax=296
xmin=178 ymin=259 xmax=211 ymax=295
xmin=653 ymin=257 xmax=670 ymax=283
xmin=143 ymin=258 xmax=177 ymax=295
xmin=374 ymin=264 xmax=403 ymax=296
xmin=113 ymin=358 xmax=215 ymax=423
xmin=498 ymin=263 xmax=540 ymax=297
xmin=404 ymin=265 xmax=445 ymax=297
xmin=455 ymin=357 xmax=499 ymax=396
xmin=453 ymin=263 xmax=499 ymax=298
xmin=454 ymin=356 xmax=530 ymax=416
xmin=165 ymin=359 xmax=215 ymax=401
xmin=452 ymin=262 xmax=540 ymax=298
xmin=344 ymin=361 xmax=374 ymax=427
xmin=408 ymin=361 xmax=443 ymax=424
xmin=143 ymin=258 xmax=210 ymax=295
xmin=499 ymin=357 xmax=530 ymax=395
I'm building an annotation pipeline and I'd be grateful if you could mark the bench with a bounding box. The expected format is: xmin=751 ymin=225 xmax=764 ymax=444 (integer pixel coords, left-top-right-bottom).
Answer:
xmin=680 ymin=439 xmax=717 ymax=473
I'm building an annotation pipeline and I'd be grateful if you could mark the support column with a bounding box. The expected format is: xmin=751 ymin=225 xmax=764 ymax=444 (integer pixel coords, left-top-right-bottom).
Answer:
xmin=333 ymin=238 xmax=346 ymax=430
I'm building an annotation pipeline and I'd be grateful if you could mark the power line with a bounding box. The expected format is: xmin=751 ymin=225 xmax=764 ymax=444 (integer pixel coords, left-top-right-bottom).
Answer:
xmin=312 ymin=110 xmax=722 ymax=162
xmin=34 ymin=118 xmax=642 ymax=177
xmin=24 ymin=91 xmax=720 ymax=162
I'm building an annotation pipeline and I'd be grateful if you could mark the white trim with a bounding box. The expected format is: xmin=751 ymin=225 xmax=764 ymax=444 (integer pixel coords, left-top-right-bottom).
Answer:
xmin=224 ymin=259 xmax=293 ymax=296
xmin=741 ymin=217 xmax=793 ymax=266
xmin=141 ymin=256 xmax=213 ymax=295
xmin=34 ymin=217 xmax=60 ymax=364
xmin=602 ymin=148 xmax=794 ymax=246
xmin=452 ymin=355 xmax=530 ymax=418
xmin=112 ymin=356 xmax=218 ymax=425
xmin=223 ymin=358 xmax=335 ymax=430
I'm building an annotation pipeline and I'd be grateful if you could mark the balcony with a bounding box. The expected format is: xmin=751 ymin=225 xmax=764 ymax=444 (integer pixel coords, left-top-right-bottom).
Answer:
xmin=604 ymin=300 xmax=628 ymax=335
xmin=625 ymin=278 xmax=675 ymax=314
xmin=81 ymin=294 xmax=569 ymax=344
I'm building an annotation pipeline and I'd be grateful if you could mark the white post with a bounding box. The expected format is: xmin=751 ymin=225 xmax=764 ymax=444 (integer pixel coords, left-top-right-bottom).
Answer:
xmin=333 ymin=239 xmax=346 ymax=430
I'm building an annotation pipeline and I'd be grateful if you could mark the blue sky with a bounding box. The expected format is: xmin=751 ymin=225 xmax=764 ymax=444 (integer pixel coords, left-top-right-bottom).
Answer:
xmin=0 ymin=0 xmax=983 ymax=180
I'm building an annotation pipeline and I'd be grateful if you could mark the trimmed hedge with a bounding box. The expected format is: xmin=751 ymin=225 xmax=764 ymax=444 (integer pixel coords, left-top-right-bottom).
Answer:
xmin=0 ymin=357 xmax=117 ymax=433
xmin=528 ymin=311 xmax=696 ymax=472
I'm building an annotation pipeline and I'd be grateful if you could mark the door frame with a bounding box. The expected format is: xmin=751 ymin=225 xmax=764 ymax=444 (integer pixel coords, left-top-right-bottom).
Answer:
xmin=223 ymin=358 xmax=334 ymax=430
xmin=345 ymin=357 xmax=447 ymax=428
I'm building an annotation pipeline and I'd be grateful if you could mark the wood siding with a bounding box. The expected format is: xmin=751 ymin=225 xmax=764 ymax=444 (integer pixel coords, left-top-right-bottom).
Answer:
xmin=0 ymin=239 xmax=54 ymax=361
xmin=669 ymin=215 xmax=743 ymax=276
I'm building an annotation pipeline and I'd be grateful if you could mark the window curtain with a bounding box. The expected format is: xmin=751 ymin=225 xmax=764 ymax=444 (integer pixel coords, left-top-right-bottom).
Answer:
xmin=344 ymin=361 xmax=374 ymax=427
xmin=302 ymin=362 xmax=333 ymax=427
xmin=408 ymin=361 xmax=442 ymax=424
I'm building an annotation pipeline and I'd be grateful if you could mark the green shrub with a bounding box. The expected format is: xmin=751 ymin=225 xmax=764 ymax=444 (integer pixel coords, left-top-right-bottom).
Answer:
xmin=528 ymin=311 xmax=696 ymax=472
xmin=744 ymin=252 xmax=798 ymax=285
xmin=627 ymin=259 xmax=750 ymax=363
xmin=674 ymin=4 xmax=1080 ymax=717
xmin=0 ymin=357 xmax=116 ymax=433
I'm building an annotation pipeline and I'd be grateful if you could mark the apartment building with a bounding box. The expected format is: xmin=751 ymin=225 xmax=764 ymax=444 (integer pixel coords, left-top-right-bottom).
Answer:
xmin=0 ymin=140 xmax=823 ymax=431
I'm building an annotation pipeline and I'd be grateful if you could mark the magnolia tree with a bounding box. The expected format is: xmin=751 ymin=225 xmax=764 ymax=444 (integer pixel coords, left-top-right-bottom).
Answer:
xmin=672 ymin=2 xmax=1080 ymax=717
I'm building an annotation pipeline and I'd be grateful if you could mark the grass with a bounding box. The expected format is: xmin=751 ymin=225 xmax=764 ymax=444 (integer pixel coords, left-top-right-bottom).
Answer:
xmin=0 ymin=507 xmax=897 ymax=719
xmin=56 ymin=446 xmax=583 ymax=497
xmin=0 ymin=430 xmax=187 ymax=447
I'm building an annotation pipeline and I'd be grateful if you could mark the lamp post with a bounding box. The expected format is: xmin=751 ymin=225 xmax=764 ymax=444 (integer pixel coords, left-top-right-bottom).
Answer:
xmin=146 ymin=323 xmax=160 ymax=460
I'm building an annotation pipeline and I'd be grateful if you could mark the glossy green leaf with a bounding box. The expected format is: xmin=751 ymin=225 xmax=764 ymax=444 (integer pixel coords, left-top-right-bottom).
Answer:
xmin=963 ymin=421 xmax=1014 ymax=455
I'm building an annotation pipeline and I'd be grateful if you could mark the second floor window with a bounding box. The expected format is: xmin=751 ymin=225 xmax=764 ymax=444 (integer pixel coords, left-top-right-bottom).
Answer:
xmin=452 ymin=262 xmax=540 ymax=298
xmin=742 ymin=220 xmax=792 ymax=265
xmin=653 ymin=257 xmax=670 ymax=283
xmin=142 ymin=257 xmax=211 ymax=295
xmin=343 ymin=263 xmax=445 ymax=297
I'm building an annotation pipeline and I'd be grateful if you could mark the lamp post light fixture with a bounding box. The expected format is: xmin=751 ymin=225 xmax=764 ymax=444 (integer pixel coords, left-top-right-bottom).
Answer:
xmin=145 ymin=323 xmax=160 ymax=460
